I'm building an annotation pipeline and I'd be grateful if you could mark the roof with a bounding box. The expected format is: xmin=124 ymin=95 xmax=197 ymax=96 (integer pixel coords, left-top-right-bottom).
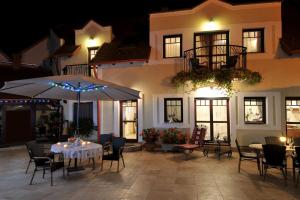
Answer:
xmin=52 ymin=44 xmax=81 ymax=57
xmin=90 ymin=41 xmax=151 ymax=65
xmin=150 ymin=0 xmax=281 ymax=15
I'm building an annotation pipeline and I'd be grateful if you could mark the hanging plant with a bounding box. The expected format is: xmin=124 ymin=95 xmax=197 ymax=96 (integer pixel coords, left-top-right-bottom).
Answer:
xmin=171 ymin=68 xmax=262 ymax=95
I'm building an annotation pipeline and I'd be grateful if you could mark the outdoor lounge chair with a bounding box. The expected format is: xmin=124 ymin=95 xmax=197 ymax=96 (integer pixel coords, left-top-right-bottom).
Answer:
xmin=174 ymin=125 xmax=207 ymax=159
xmin=101 ymin=137 xmax=126 ymax=172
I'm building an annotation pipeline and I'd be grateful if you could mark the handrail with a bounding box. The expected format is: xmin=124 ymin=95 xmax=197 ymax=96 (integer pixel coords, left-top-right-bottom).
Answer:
xmin=183 ymin=45 xmax=247 ymax=72
xmin=62 ymin=64 xmax=90 ymax=76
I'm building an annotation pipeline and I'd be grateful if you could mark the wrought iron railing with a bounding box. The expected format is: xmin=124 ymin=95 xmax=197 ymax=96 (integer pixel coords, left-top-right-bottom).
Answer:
xmin=183 ymin=45 xmax=247 ymax=72
xmin=62 ymin=64 xmax=90 ymax=76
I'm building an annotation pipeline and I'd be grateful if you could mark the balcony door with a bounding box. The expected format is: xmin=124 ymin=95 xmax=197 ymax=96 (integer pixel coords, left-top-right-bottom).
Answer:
xmin=195 ymin=98 xmax=230 ymax=141
xmin=194 ymin=31 xmax=229 ymax=69
xmin=120 ymin=100 xmax=138 ymax=142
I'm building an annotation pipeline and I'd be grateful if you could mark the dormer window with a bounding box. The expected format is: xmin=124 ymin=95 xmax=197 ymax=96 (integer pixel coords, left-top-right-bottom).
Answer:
xmin=88 ymin=47 xmax=99 ymax=63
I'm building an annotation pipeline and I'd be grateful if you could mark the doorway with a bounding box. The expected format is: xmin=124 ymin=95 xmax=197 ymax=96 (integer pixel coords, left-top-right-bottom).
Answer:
xmin=120 ymin=100 xmax=138 ymax=142
xmin=195 ymin=98 xmax=230 ymax=141
xmin=5 ymin=105 xmax=32 ymax=144
xmin=194 ymin=31 xmax=229 ymax=69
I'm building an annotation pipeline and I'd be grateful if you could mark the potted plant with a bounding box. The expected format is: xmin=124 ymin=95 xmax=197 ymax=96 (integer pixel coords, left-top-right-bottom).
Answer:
xmin=141 ymin=128 xmax=160 ymax=151
xmin=160 ymin=128 xmax=186 ymax=152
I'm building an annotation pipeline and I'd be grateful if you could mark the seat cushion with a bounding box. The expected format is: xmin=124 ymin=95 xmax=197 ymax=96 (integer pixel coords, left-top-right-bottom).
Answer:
xmin=241 ymin=152 xmax=258 ymax=158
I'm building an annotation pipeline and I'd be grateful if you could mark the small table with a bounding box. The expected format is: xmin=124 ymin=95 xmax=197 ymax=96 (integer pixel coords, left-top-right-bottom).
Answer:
xmin=51 ymin=142 xmax=102 ymax=173
xmin=203 ymin=140 xmax=232 ymax=160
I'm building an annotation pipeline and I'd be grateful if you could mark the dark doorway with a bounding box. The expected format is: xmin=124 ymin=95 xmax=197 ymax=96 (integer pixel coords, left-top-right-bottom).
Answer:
xmin=6 ymin=109 xmax=32 ymax=144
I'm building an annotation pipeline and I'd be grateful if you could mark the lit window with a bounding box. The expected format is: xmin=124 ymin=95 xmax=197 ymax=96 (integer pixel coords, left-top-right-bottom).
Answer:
xmin=88 ymin=47 xmax=99 ymax=62
xmin=243 ymin=29 xmax=264 ymax=53
xmin=164 ymin=98 xmax=183 ymax=123
xmin=163 ymin=35 xmax=182 ymax=58
xmin=244 ymin=97 xmax=266 ymax=124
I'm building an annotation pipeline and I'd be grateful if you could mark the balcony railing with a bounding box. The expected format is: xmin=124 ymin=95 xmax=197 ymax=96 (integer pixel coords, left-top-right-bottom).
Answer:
xmin=62 ymin=64 xmax=90 ymax=76
xmin=183 ymin=45 xmax=247 ymax=72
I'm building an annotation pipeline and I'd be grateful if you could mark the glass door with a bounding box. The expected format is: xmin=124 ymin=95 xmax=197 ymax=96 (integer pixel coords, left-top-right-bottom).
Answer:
xmin=286 ymin=97 xmax=300 ymax=138
xmin=194 ymin=31 xmax=229 ymax=69
xmin=195 ymin=98 xmax=230 ymax=141
xmin=120 ymin=100 xmax=138 ymax=142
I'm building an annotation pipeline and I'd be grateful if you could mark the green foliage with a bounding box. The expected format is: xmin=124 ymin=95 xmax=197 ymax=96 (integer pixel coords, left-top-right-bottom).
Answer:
xmin=171 ymin=68 xmax=262 ymax=95
xmin=160 ymin=128 xmax=186 ymax=144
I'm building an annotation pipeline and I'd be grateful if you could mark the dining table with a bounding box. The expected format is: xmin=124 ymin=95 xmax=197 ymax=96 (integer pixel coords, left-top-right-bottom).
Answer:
xmin=51 ymin=141 xmax=102 ymax=173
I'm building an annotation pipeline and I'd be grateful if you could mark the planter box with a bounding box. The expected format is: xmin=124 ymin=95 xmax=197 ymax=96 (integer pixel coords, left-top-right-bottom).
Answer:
xmin=143 ymin=142 xmax=157 ymax=151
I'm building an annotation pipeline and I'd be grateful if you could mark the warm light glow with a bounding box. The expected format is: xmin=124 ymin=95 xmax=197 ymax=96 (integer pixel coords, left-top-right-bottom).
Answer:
xmin=202 ymin=20 xmax=219 ymax=31
xmin=280 ymin=136 xmax=287 ymax=143
xmin=57 ymin=142 xmax=61 ymax=145
xmin=86 ymin=37 xmax=101 ymax=48
xmin=195 ymin=87 xmax=227 ymax=97
xmin=63 ymin=144 xmax=68 ymax=148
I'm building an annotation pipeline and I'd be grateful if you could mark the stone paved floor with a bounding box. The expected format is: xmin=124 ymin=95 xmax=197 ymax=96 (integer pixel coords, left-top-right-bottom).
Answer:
xmin=0 ymin=146 xmax=300 ymax=200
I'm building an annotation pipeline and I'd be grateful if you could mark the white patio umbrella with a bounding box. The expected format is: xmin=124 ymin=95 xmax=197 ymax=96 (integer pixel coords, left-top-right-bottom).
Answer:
xmin=0 ymin=75 xmax=140 ymax=135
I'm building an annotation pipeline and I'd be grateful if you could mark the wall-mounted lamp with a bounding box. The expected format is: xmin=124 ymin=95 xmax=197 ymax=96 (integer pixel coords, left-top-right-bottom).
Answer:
xmin=202 ymin=18 xmax=219 ymax=31
xmin=86 ymin=36 xmax=98 ymax=48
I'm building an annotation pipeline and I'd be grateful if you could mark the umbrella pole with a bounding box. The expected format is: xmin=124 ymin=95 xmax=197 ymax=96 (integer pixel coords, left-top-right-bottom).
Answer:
xmin=76 ymin=91 xmax=80 ymax=136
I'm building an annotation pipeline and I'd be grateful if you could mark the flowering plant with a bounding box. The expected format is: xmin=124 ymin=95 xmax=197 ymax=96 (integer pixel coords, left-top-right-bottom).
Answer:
xmin=141 ymin=128 xmax=160 ymax=143
xmin=160 ymin=128 xmax=186 ymax=144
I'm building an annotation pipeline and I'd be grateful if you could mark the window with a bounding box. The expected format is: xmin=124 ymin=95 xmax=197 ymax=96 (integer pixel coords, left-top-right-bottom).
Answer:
xmin=163 ymin=35 xmax=182 ymax=58
xmin=195 ymin=98 xmax=230 ymax=141
xmin=164 ymin=98 xmax=183 ymax=123
xmin=286 ymin=98 xmax=300 ymax=138
xmin=88 ymin=47 xmax=99 ymax=62
xmin=243 ymin=29 xmax=264 ymax=53
xmin=120 ymin=100 xmax=138 ymax=142
xmin=73 ymin=102 xmax=93 ymax=122
xmin=244 ymin=97 xmax=266 ymax=124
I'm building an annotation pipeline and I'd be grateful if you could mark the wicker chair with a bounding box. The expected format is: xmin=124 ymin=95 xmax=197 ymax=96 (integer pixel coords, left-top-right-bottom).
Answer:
xmin=101 ymin=137 xmax=126 ymax=172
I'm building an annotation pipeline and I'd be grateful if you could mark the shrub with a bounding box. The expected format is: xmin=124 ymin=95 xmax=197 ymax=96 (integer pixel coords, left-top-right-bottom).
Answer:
xmin=160 ymin=128 xmax=186 ymax=144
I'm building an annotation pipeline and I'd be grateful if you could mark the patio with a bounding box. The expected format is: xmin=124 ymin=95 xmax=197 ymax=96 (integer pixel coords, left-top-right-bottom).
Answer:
xmin=0 ymin=146 xmax=300 ymax=200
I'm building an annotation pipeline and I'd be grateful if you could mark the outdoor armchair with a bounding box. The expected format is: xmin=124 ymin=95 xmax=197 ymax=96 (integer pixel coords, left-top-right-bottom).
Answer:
xmin=28 ymin=142 xmax=64 ymax=186
xmin=292 ymin=146 xmax=300 ymax=186
xmin=262 ymin=144 xmax=287 ymax=185
xmin=101 ymin=137 xmax=126 ymax=172
xmin=235 ymin=139 xmax=261 ymax=175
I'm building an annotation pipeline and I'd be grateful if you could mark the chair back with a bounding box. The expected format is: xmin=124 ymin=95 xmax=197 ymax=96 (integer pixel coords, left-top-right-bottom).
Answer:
xmin=26 ymin=141 xmax=45 ymax=158
xmin=190 ymin=126 xmax=207 ymax=146
xmin=235 ymin=139 xmax=242 ymax=156
xmin=100 ymin=133 xmax=113 ymax=145
xmin=295 ymin=146 xmax=300 ymax=164
xmin=112 ymin=137 xmax=126 ymax=156
xmin=293 ymin=138 xmax=300 ymax=147
xmin=262 ymin=144 xmax=286 ymax=166
xmin=264 ymin=136 xmax=281 ymax=145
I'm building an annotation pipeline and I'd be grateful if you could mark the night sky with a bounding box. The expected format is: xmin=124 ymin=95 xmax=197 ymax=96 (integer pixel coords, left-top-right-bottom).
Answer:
xmin=0 ymin=0 xmax=280 ymax=57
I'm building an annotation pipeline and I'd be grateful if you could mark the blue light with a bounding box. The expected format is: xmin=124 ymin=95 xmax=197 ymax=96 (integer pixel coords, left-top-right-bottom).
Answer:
xmin=49 ymin=82 xmax=107 ymax=93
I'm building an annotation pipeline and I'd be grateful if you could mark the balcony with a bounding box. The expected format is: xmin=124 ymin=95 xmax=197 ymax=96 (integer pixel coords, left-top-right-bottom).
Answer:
xmin=62 ymin=64 xmax=90 ymax=76
xmin=183 ymin=45 xmax=247 ymax=72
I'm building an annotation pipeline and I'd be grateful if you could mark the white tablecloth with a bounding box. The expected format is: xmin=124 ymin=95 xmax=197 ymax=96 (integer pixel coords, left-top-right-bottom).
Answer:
xmin=51 ymin=142 xmax=102 ymax=159
xmin=249 ymin=143 xmax=294 ymax=152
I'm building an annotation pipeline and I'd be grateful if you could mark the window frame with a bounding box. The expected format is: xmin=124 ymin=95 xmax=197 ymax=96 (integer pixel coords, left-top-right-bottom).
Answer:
xmin=163 ymin=34 xmax=182 ymax=58
xmin=242 ymin=28 xmax=265 ymax=53
xmin=88 ymin=47 xmax=99 ymax=63
xmin=244 ymin=97 xmax=266 ymax=124
xmin=164 ymin=98 xmax=183 ymax=123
